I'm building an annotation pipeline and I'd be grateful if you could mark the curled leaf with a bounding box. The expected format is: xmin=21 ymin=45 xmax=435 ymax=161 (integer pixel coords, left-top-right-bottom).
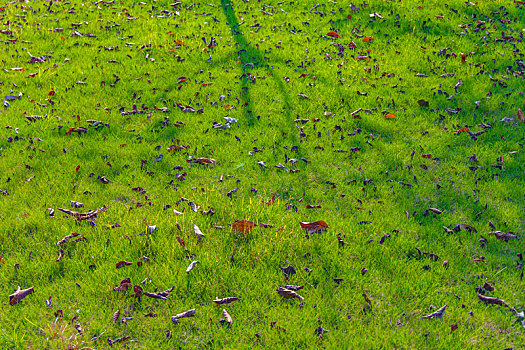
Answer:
xmin=186 ymin=260 xmax=199 ymax=274
xmin=212 ymin=297 xmax=239 ymax=305
xmin=488 ymin=231 xmax=517 ymax=242
xmin=276 ymin=287 xmax=304 ymax=301
xmin=116 ymin=261 xmax=133 ymax=269
xmin=171 ymin=309 xmax=196 ymax=324
xmin=327 ymin=31 xmax=339 ymax=38
xmin=9 ymin=286 xmax=34 ymax=305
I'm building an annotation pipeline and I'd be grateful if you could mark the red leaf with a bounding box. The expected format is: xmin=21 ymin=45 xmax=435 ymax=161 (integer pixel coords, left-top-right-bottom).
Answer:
xmin=327 ymin=31 xmax=339 ymax=38
xmin=75 ymin=165 xmax=80 ymax=172
xmin=48 ymin=90 xmax=55 ymax=96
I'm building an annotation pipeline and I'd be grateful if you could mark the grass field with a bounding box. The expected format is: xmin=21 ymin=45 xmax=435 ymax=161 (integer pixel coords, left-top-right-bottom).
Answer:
xmin=0 ymin=0 xmax=524 ymax=348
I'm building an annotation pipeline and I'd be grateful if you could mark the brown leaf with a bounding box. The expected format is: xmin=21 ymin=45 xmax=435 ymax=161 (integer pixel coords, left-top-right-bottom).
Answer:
xmin=167 ymin=144 xmax=189 ymax=152
xmin=488 ymin=231 xmax=517 ymax=242
xmin=265 ymin=195 xmax=275 ymax=205
xmin=477 ymin=294 xmax=508 ymax=307
xmin=451 ymin=324 xmax=458 ymax=332
xmin=116 ymin=261 xmax=133 ymax=269
xmin=417 ymin=99 xmax=429 ymax=107
xmin=299 ymin=220 xmax=328 ymax=233
xmin=133 ymin=285 xmax=143 ymax=297
xmin=113 ymin=278 xmax=133 ymax=291
xmin=231 ymin=220 xmax=256 ymax=233
xmin=518 ymin=108 xmax=525 ymax=122
xmin=212 ymin=297 xmax=239 ymax=305
xmin=144 ymin=286 xmax=174 ymax=300
xmin=306 ymin=204 xmax=321 ymax=209
xmin=276 ymin=287 xmax=304 ymax=301
xmin=428 ymin=208 xmax=442 ymax=214
xmin=9 ymin=286 xmax=34 ymax=305
xmin=453 ymin=224 xmax=477 ymax=233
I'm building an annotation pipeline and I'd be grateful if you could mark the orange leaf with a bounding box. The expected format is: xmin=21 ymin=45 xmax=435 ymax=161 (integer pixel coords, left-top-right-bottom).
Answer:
xmin=363 ymin=36 xmax=373 ymax=42
xmin=10 ymin=67 xmax=25 ymax=71
xmin=384 ymin=113 xmax=396 ymax=119
xmin=175 ymin=40 xmax=183 ymax=45
xmin=265 ymin=195 xmax=275 ymax=205
xmin=231 ymin=220 xmax=256 ymax=233
xmin=461 ymin=53 xmax=467 ymax=63
xmin=0 ymin=7 xmax=4 ymax=12
xmin=454 ymin=127 xmax=470 ymax=134
xmin=299 ymin=221 xmax=328 ymax=233
xmin=518 ymin=108 xmax=525 ymax=122
xmin=0 ymin=256 xmax=4 ymax=264
xmin=327 ymin=31 xmax=339 ymax=38
xmin=27 ymin=73 xmax=38 ymax=78
xmin=356 ymin=55 xmax=368 ymax=61
xmin=61 ymin=36 xmax=65 ymax=40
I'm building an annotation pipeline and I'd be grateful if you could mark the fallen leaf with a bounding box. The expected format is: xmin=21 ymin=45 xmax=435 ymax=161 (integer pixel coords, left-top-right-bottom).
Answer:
xmin=171 ymin=309 xmax=196 ymax=324
xmin=518 ymin=108 xmax=525 ymax=122
xmin=212 ymin=297 xmax=239 ymax=305
xmin=422 ymin=305 xmax=448 ymax=319
xmin=276 ymin=287 xmax=304 ymax=301
xmin=488 ymin=231 xmax=517 ymax=242
xmin=477 ymin=294 xmax=508 ymax=307
xmin=144 ymin=286 xmax=175 ymax=300
xmin=113 ymin=278 xmax=133 ymax=291
xmin=112 ymin=309 xmax=120 ymax=323
xmin=455 ymin=127 xmax=470 ymax=134
xmin=116 ymin=261 xmax=133 ymax=269
xmin=186 ymin=260 xmax=199 ymax=273
xmin=453 ymin=224 xmax=477 ymax=233
xmin=327 ymin=31 xmax=339 ymax=38
xmin=231 ymin=220 xmax=256 ymax=233
xmin=9 ymin=286 xmax=34 ymax=305
xmin=384 ymin=113 xmax=396 ymax=119
xmin=451 ymin=324 xmax=458 ymax=332
xmin=221 ymin=309 xmax=233 ymax=326
xmin=193 ymin=224 xmax=205 ymax=239
xmin=299 ymin=221 xmax=328 ymax=233
xmin=363 ymin=36 xmax=373 ymax=42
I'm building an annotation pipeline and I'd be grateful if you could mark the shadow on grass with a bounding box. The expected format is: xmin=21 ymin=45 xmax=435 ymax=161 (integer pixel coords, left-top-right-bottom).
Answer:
xmin=220 ymin=1 xmax=293 ymax=129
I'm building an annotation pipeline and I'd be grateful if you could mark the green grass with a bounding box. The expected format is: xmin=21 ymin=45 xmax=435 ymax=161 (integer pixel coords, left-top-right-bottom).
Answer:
xmin=0 ymin=0 xmax=524 ymax=348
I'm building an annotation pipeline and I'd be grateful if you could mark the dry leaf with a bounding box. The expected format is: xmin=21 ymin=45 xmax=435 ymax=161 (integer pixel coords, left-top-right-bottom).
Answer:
xmin=9 ymin=286 xmax=34 ymax=305
xmin=212 ymin=297 xmax=239 ymax=305
xmin=422 ymin=305 xmax=448 ymax=319
xmin=186 ymin=260 xmax=199 ymax=273
xmin=488 ymin=231 xmax=517 ymax=242
xmin=477 ymin=294 xmax=508 ymax=307
xmin=116 ymin=261 xmax=133 ymax=269
xmin=455 ymin=127 xmax=470 ymax=134
xmin=112 ymin=309 xmax=120 ymax=323
xmin=518 ymin=108 xmax=525 ymax=122
xmin=327 ymin=31 xmax=339 ymax=38
xmin=231 ymin=220 xmax=256 ymax=233
xmin=363 ymin=36 xmax=373 ymax=42
xmin=193 ymin=224 xmax=205 ymax=239
xmin=276 ymin=287 xmax=304 ymax=301
xmin=144 ymin=286 xmax=174 ymax=300
xmin=171 ymin=309 xmax=196 ymax=324
xmin=384 ymin=113 xmax=396 ymax=119
xmin=113 ymin=278 xmax=133 ymax=291
xmin=221 ymin=309 xmax=233 ymax=326
xmin=299 ymin=221 xmax=328 ymax=233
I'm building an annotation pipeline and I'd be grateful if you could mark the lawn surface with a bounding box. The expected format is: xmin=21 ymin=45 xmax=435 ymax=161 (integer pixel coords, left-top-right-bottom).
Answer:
xmin=0 ymin=0 xmax=524 ymax=348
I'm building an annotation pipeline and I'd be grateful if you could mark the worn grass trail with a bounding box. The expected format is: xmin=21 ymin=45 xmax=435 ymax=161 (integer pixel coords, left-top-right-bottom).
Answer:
xmin=0 ymin=0 xmax=524 ymax=348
